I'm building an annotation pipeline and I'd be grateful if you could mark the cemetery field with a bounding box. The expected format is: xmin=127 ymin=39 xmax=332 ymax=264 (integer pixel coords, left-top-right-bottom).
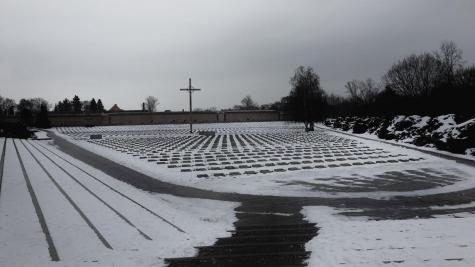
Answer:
xmin=54 ymin=122 xmax=475 ymax=199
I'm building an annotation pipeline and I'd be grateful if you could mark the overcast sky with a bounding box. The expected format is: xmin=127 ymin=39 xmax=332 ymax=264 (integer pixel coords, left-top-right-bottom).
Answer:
xmin=0 ymin=0 xmax=474 ymax=111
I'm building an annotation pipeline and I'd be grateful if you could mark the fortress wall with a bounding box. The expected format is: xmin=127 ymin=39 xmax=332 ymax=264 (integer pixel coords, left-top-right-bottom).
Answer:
xmin=49 ymin=114 xmax=107 ymax=127
xmin=223 ymin=111 xmax=280 ymax=122
xmin=42 ymin=110 xmax=280 ymax=127
xmin=108 ymin=112 xmax=219 ymax=125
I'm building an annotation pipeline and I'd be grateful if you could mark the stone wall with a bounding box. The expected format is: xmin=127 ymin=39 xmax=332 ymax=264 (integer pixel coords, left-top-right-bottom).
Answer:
xmin=40 ymin=110 xmax=281 ymax=127
xmin=49 ymin=114 xmax=107 ymax=127
xmin=223 ymin=110 xmax=280 ymax=122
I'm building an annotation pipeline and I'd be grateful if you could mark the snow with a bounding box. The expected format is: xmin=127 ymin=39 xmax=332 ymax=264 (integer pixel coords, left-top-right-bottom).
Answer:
xmin=328 ymin=114 xmax=475 ymax=158
xmin=323 ymin=123 xmax=475 ymax=162
xmin=302 ymin=206 xmax=475 ymax=266
xmin=435 ymin=114 xmax=457 ymax=132
xmin=0 ymin=139 xmax=51 ymax=266
xmin=0 ymin=139 xmax=238 ymax=266
xmin=430 ymin=201 xmax=475 ymax=210
xmin=52 ymin=122 xmax=475 ymax=199
xmin=466 ymin=148 xmax=475 ymax=156
xmin=31 ymin=130 xmax=51 ymax=140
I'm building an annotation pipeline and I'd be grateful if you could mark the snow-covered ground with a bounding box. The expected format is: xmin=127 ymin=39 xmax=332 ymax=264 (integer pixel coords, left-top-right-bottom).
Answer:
xmin=321 ymin=123 xmax=475 ymax=162
xmin=324 ymin=114 xmax=475 ymax=158
xmin=53 ymin=122 xmax=475 ymax=199
xmin=0 ymin=138 xmax=238 ymax=267
xmin=31 ymin=130 xmax=51 ymax=140
xmin=4 ymin=122 xmax=475 ymax=266
xmin=302 ymin=205 xmax=475 ymax=266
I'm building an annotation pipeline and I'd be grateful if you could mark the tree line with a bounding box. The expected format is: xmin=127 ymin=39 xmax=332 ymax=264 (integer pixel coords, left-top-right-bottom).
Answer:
xmin=0 ymin=97 xmax=51 ymax=128
xmin=54 ymin=95 xmax=105 ymax=114
xmin=328 ymin=40 xmax=474 ymax=118
xmin=0 ymin=95 xmax=107 ymax=128
xmin=277 ymin=40 xmax=475 ymax=130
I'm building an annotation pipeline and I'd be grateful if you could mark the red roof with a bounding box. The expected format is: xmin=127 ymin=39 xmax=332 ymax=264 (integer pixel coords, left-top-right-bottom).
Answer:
xmin=108 ymin=104 xmax=123 ymax=113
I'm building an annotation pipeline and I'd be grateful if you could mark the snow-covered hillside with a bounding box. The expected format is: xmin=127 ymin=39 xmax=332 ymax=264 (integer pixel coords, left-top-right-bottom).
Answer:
xmin=324 ymin=115 xmax=475 ymax=157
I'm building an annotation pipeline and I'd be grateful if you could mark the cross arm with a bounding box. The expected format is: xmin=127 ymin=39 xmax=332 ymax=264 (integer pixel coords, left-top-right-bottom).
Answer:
xmin=180 ymin=88 xmax=201 ymax=91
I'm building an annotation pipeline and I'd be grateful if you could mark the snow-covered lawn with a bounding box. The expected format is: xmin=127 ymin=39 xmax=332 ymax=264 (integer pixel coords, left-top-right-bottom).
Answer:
xmin=302 ymin=206 xmax=475 ymax=266
xmin=0 ymin=138 xmax=238 ymax=266
xmin=53 ymin=122 xmax=475 ymax=199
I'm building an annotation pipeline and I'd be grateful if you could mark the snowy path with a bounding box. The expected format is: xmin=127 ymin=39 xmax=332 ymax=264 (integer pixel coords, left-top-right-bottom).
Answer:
xmin=0 ymin=138 xmax=238 ymax=266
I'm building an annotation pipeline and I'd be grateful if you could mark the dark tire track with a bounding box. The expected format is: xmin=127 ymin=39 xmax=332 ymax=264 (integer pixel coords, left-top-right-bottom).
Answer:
xmin=12 ymin=140 xmax=60 ymax=261
xmin=19 ymin=140 xmax=113 ymax=249
xmin=0 ymin=138 xmax=6 ymax=200
xmin=32 ymin=140 xmax=185 ymax=233
xmin=22 ymin=140 xmax=153 ymax=241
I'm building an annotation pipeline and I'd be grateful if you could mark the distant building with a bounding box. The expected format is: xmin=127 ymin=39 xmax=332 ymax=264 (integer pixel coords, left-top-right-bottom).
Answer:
xmin=108 ymin=104 xmax=123 ymax=113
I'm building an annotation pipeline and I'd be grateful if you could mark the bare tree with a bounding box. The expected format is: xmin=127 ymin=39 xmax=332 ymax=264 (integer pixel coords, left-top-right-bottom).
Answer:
xmin=240 ymin=95 xmax=258 ymax=109
xmin=435 ymin=40 xmax=464 ymax=86
xmin=326 ymin=93 xmax=346 ymax=106
xmin=205 ymin=107 xmax=218 ymax=112
xmin=25 ymin=98 xmax=50 ymax=113
xmin=286 ymin=66 xmax=327 ymax=131
xmin=345 ymin=78 xmax=379 ymax=105
xmin=145 ymin=96 xmax=159 ymax=112
xmin=0 ymin=96 xmax=16 ymax=115
xmin=455 ymin=65 xmax=475 ymax=88
xmin=384 ymin=53 xmax=439 ymax=97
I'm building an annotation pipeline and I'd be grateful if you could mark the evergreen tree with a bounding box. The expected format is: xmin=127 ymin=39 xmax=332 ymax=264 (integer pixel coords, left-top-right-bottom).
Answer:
xmin=54 ymin=101 xmax=64 ymax=113
xmin=81 ymin=100 xmax=90 ymax=113
xmin=89 ymin=98 xmax=98 ymax=113
xmin=97 ymin=99 xmax=104 ymax=112
xmin=62 ymin=98 xmax=72 ymax=113
xmin=72 ymin=95 xmax=82 ymax=113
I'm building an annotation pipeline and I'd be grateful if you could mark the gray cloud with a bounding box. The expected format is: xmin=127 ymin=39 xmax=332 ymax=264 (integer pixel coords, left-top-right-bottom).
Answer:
xmin=1 ymin=0 xmax=474 ymax=110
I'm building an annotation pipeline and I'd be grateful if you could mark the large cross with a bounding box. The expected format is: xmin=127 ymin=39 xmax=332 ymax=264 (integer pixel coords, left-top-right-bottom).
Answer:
xmin=180 ymin=78 xmax=201 ymax=133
